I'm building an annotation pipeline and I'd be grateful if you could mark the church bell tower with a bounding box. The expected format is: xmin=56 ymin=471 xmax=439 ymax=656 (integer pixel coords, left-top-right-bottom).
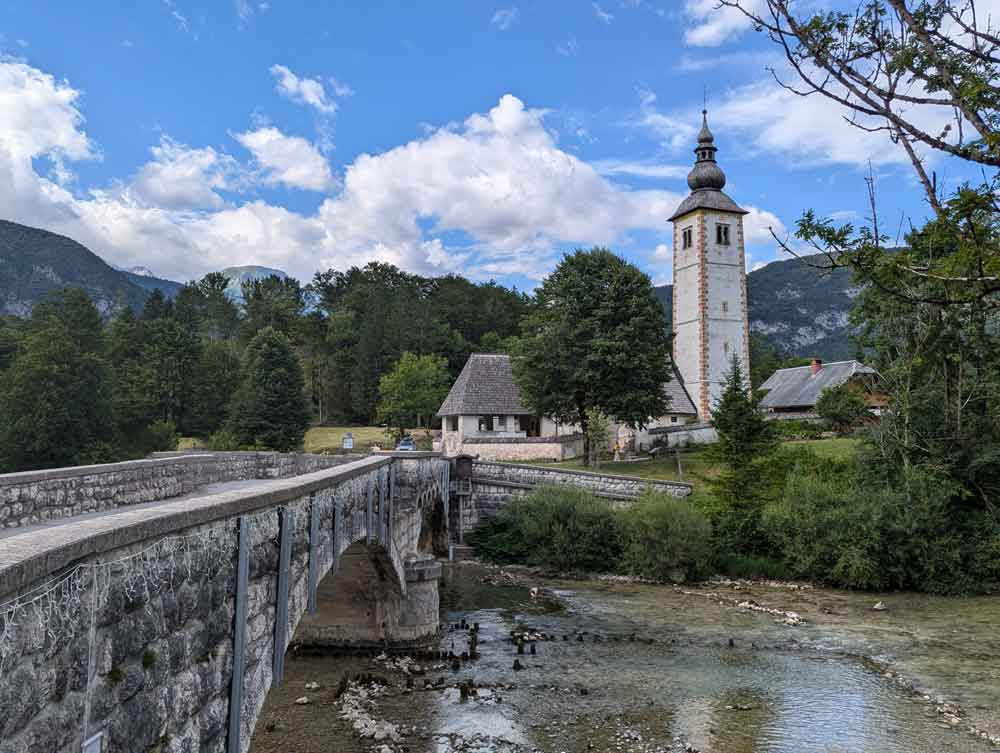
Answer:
xmin=668 ymin=110 xmax=750 ymax=419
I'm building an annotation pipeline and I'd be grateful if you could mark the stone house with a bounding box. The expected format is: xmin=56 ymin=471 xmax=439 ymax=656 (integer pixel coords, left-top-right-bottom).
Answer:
xmin=437 ymin=353 xmax=700 ymax=460
xmin=759 ymin=358 xmax=886 ymax=416
xmin=436 ymin=353 xmax=585 ymax=461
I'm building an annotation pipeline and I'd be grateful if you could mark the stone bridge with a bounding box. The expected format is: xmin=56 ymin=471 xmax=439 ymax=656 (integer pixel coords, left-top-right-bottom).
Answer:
xmin=0 ymin=451 xmax=450 ymax=753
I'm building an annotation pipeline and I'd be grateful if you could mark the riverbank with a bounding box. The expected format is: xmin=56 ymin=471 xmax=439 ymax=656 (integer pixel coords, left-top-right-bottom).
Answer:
xmin=250 ymin=562 xmax=1000 ymax=753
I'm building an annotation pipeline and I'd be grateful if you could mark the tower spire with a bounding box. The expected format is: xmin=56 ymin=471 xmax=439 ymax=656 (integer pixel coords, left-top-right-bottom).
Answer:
xmin=687 ymin=109 xmax=726 ymax=191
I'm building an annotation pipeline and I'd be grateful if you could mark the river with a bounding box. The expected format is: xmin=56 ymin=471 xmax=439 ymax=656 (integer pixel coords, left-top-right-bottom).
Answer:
xmin=249 ymin=563 xmax=1000 ymax=753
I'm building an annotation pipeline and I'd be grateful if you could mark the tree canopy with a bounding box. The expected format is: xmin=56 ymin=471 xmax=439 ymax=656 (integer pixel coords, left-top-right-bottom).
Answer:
xmin=511 ymin=248 xmax=671 ymax=464
xmin=376 ymin=351 xmax=452 ymax=436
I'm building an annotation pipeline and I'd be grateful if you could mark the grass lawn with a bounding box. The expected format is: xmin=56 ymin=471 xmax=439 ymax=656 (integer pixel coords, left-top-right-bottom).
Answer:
xmin=304 ymin=426 xmax=435 ymax=454
xmin=517 ymin=436 xmax=862 ymax=483
xmin=783 ymin=436 xmax=861 ymax=460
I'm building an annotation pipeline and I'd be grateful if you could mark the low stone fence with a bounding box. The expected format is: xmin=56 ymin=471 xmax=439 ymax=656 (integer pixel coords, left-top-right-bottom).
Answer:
xmin=471 ymin=461 xmax=692 ymax=499
xmin=460 ymin=434 xmax=584 ymax=462
xmin=0 ymin=451 xmax=359 ymax=530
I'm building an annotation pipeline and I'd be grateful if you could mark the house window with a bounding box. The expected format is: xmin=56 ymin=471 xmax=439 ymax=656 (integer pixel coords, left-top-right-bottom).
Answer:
xmin=448 ymin=416 xmax=458 ymax=431
xmin=671 ymin=416 xmax=678 ymax=424
xmin=682 ymin=227 xmax=693 ymax=249
xmin=722 ymin=301 xmax=728 ymax=314
xmin=496 ymin=415 xmax=506 ymax=430
xmin=723 ymin=341 xmax=730 ymax=355
xmin=478 ymin=415 xmax=494 ymax=432
xmin=716 ymin=224 xmax=730 ymax=245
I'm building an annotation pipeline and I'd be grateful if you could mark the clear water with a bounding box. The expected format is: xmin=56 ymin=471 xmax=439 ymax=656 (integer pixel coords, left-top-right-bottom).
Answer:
xmin=250 ymin=565 xmax=1000 ymax=753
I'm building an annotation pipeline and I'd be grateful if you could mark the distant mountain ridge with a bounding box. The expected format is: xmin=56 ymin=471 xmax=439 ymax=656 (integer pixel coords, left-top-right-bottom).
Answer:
xmin=1 ymin=220 xmax=857 ymax=356
xmin=655 ymin=255 xmax=859 ymax=359
xmin=219 ymin=266 xmax=289 ymax=303
xmin=0 ymin=220 xmax=150 ymax=317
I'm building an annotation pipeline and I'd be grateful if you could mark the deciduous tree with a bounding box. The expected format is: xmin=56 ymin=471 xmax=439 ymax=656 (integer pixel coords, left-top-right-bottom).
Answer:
xmin=512 ymin=248 xmax=672 ymax=465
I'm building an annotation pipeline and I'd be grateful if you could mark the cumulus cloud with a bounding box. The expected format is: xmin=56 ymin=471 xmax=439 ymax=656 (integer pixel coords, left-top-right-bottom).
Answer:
xmin=683 ymin=0 xmax=762 ymax=46
xmin=1 ymin=60 xmax=792 ymax=288
xmin=269 ymin=64 xmax=336 ymax=114
xmin=711 ymin=78 xmax=953 ymax=168
xmin=129 ymin=138 xmax=239 ymax=210
xmin=594 ymin=159 xmax=688 ymax=179
xmin=634 ymin=88 xmax=697 ymax=151
xmin=234 ymin=126 xmax=335 ymax=191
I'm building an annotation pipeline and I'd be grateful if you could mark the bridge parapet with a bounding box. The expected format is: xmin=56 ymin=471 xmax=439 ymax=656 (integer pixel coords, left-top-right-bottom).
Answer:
xmin=0 ymin=451 xmax=361 ymax=531
xmin=0 ymin=453 xmax=446 ymax=753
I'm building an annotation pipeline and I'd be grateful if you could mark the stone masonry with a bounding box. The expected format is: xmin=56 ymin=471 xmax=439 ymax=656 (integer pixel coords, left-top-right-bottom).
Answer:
xmin=0 ymin=453 xmax=449 ymax=753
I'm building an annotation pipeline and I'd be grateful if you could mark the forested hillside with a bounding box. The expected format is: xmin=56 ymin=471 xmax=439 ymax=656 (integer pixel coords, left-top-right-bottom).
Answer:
xmin=0 ymin=220 xmax=150 ymax=316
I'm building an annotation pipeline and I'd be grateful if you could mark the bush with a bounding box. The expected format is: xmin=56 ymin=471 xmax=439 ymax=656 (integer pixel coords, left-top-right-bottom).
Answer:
xmin=764 ymin=458 xmax=993 ymax=593
xmin=207 ymin=428 xmax=241 ymax=451
xmin=620 ymin=492 xmax=713 ymax=581
xmin=145 ymin=419 xmax=179 ymax=453
xmin=469 ymin=485 xmax=623 ymax=572
xmin=816 ymin=383 xmax=870 ymax=434
xmin=771 ymin=418 xmax=828 ymax=440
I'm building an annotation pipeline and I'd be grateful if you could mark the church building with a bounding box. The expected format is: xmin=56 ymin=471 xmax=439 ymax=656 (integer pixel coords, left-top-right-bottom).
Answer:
xmin=668 ymin=110 xmax=751 ymax=420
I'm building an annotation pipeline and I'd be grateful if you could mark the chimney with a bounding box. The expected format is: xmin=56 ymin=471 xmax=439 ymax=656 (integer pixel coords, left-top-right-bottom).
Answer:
xmin=811 ymin=358 xmax=823 ymax=376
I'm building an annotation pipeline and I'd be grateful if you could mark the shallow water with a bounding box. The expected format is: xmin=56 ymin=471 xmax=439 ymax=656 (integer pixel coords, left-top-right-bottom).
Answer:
xmin=250 ymin=565 xmax=1000 ymax=753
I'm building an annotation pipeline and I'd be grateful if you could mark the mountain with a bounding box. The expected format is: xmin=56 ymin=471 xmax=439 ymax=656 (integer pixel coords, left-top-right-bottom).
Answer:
xmin=219 ymin=265 xmax=290 ymax=303
xmin=655 ymin=254 xmax=859 ymax=360
xmin=0 ymin=220 xmax=151 ymax=317
xmin=124 ymin=270 xmax=184 ymax=299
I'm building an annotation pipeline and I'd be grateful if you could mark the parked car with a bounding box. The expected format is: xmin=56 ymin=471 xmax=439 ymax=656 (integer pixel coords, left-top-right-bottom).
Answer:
xmin=395 ymin=436 xmax=416 ymax=451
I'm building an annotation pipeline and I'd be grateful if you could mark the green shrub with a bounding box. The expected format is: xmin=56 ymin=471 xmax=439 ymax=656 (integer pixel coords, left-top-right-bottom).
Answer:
xmin=469 ymin=485 xmax=623 ymax=572
xmin=764 ymin=459 xmax=992 ymax=593
xmin=620 ymin=492 xmax=713 ymax=581
xmin=816 ymin=383 xmax=870 ymax=434
xmin=207 ymin=428 xmax=241 ymax=451
xmin=771 ymin=419 xmax=828 ymax=440
xmin=146 ymin=419 xmax=179 ymax=453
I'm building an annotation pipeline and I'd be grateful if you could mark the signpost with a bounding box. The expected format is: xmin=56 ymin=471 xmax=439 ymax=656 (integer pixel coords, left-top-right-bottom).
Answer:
xmin=342 ymin=432 xmax=354 ymax=451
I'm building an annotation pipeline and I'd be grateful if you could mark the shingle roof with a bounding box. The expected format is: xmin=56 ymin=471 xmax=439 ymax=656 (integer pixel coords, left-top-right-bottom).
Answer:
xmin=759 ymin=360 xmax=878 ymax=409
xmin=668 ymin=189 xmax=748 ymax=221
xmin=663 ymin=368 xmax=698 ymax=415
xmin=437 ymin=354 xmax=532 ymax=417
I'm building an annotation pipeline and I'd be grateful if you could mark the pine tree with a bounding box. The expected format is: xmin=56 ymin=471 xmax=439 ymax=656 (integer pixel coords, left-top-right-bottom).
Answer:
xmin=705 ymin=356 xmax=779 ymax=555
xmin=227 ymin=327 xmax=310 ymax=451
xmin=0 ymin=290 xmax=112 ymax=471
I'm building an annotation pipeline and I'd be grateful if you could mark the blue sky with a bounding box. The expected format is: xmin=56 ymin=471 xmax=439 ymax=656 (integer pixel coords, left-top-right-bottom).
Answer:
xmin=0 ymin=1 xmax=974 ymax=288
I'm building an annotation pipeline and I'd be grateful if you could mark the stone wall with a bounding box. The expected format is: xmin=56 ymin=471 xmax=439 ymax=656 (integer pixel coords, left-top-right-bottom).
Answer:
xmin=0 ymin=452 xmax=358 ymax=530
xmin=0 ymin=454 xmax=445 ymax=753
xmin=471 ymin=461 xmax=691 ymax=498
xmin=458 ymin=435 xmax=583 ymax=462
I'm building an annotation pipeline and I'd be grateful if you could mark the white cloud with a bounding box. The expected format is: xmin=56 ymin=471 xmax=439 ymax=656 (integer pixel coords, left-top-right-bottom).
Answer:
xmin=269 ymin=64 xmax=336 ymax=114
xmin=653 ymin=242 xmax=670 ymax=260
xmin=594 ymin=159 xmax=688 ymax=179
xmin=491 ymin=7 xmax=519 ymax=30
xmin=712 ymin=78 xmax=952 ymax=168
xmin=634 ymin=88 xmax=697 ymax=151
xmin=593 ymin=3 xmax=614 ymax=24
xmin=556 ymin=38 xmax=579 ymax=56
xmin=129 ymin=137 xmax=239 ymax=210
xmin=683 ymin=0 xmax=762 ymax=46
xmin=234 ymin=127 xmax=335 ymax=191
xmin=1 ymin=59 xmax=794 ymax=289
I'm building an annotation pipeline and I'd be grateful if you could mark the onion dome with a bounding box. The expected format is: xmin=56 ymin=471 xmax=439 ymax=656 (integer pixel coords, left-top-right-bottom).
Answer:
xmin=686 ymin=110 xmax=726 ymax=192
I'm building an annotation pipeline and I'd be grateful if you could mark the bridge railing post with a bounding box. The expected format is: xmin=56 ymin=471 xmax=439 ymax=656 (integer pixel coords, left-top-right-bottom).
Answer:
xmin=227 ymin=515 xmax=250 ymax=753
xmin=307 ymin=494 xmax=320 ymax=616
xmin=273 ymin=507 xmax=294 ymax=685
